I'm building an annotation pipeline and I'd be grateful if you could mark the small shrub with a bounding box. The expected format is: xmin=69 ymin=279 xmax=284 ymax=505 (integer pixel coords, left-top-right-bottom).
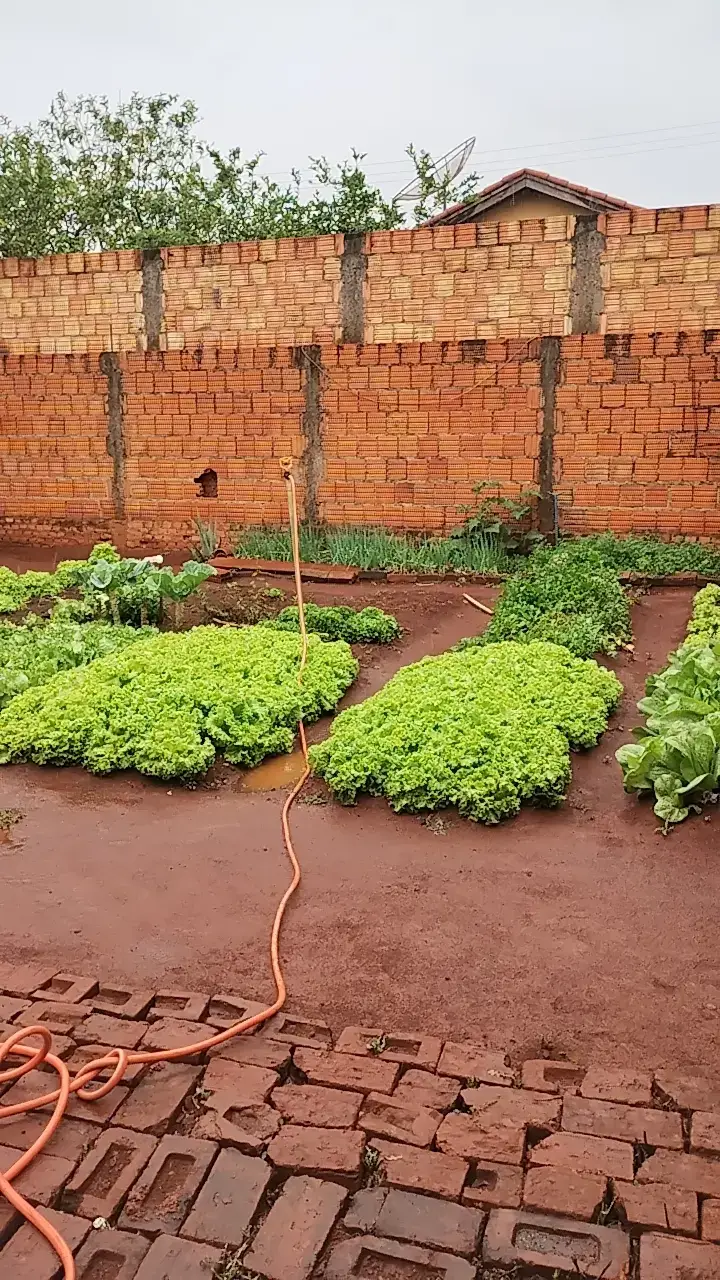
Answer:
xmin=271 ymin=604 xmax=400 ymax=644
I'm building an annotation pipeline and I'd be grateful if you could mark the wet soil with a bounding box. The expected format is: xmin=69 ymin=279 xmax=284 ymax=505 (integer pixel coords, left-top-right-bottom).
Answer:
xmin=0 ymin=572 xmax=717 ymax=1073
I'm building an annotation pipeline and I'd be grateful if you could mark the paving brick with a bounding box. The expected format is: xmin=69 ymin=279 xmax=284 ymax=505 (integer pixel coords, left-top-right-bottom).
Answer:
xmin=0 ymin=1112 xmax=99 ymax=1164
xmin=654 ymin=1071 xmax=720 ymax=1113
xmin=393 ymin=1069 xmax=460 ymax=1111
xmin=336 ymin=1026 xmax=442 ymax=1070
xmin=92 ymin=984 xmax=154 ymax=1019
xmin=63 ymin=1126 xmax=157 ymax=1218
xmin=358 ymin=1092 xmax=441 ymax=1147
xmin=437 ymin=1043 xmax=514 ymax=1085
xmin=0 ymin=1143 xmax=75 ymax=1205
xmin=267 ymin=1123 xmax=365 ymax=1184
xmin=0 ymin=995 xmax=30 ymax=1022
xmin=461 ymin=1082 xmax=561 ymax=1129
xmin=640 ymin=1232 xmax=720 ymax=1280
xmin=359 ymin=1185 xmax=484 ymax=1254
xmin=371 ymin=1138 xmax=468 ymax=1200
xmin=325 ymin=1235 xmax=475 ymax=1279
xmin=523 ymin=1166 xmax=606 ymax=1220
xmin=530 ymin=1131 xmax=635 ymax=1180
xmin=264 ymin=1012 xmax=333 ymax=1048
xmin=692 ymin=1113 xmax=720 ymax=1156
xmin=295 ymin=1046 xmax=400 ymax=1094
xmin=436 ymin=1111 xmax=525 ymax=1164
xmin=149 ymin=990 xmax=209 ymax=1022
xmin=614 ymin=1181 xmax=698 ymax=1234
xmin=192 ymin=1095 xmax=281 ymax=1152
xmin=244 ymin=1174 xmax=347 ymax=1280
xmin=32 ymin=972 xmax=98 ymax=1004
xmin=74 ymin=1228 xmax=151 ymax=1279
xmin=202 ymin=1056 xmax=278 ymax=1100
xmin=462 ymin=1161 xmax=523 ymax=1209
xmin=484 ymin=1207 xmax=630 ymax=1278
xmin=75 ymin=1012 xmax=149 ymax=1048
xmin=522 ymin=1059 xmax=587 ymax=1093
xmin=0 ymin=965 xmax=57 ymax=999
xmin=113 ymin=1062 xmax=201 ymax=1134
xmin=563 ymin=1094 xmax=683 ymax=1148
xmin=637 ymin=1149 xmax=720 ymax=1197
xmin=181 ymin=1147 xmax=271 ymax=1246
xmin=344 ymin=1187 xmax=389 ymax=1231
xmin=580 ymin=1066 xmax=654 ymax=1106
xmin=0 ymin=1207 xmax=90 ymax=1280
xmin=65 ymin=1084 xmax=131 ymax=1125
xmin=703 ymin=1200 xmax=720 ymax=1243
xmin=204 ymin=992 xmax=267 ymax=1030
xmin=134 ymin=1234 xmax=223 ymax=1279
xmin=119 ymin=1134 xmax=217 ymax=1235
xmin=209 ymin=1034 xmax=290 ymax=1070
xmin=272 ymin=1082 xmax=362 ymax=1127
xmin=138 ymin=1018 xmax=209 ymax=1058
xmin=17 ymin=1000 xmax=93 ymax=1034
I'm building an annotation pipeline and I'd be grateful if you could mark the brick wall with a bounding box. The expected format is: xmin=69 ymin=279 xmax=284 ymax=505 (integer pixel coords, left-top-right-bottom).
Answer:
xmin=0 ymin=252 xmax=143 ymax=355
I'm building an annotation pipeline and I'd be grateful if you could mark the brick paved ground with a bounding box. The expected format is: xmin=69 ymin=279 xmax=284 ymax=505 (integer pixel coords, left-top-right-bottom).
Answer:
xmin=0 ymin=967 xmax=719 ymax=1278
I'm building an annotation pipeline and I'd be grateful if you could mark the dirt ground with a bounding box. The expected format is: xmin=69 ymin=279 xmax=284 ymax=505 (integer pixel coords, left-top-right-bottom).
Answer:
xmin=0 ymin=562 xmax=717 ymax=1074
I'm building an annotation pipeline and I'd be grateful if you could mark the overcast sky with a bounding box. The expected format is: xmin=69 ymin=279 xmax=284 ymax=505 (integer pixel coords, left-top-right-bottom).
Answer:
xmin=4 ymin=0 xmax=720 ymax=210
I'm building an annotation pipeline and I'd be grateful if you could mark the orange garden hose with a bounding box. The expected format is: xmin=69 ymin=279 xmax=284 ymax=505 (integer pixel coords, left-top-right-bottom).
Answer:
xmin=0 ymin=463 xmax=311 ymax=1279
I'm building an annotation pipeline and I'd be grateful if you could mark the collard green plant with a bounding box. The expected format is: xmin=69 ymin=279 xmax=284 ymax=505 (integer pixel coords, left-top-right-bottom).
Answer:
xmin=271 ymin=604 xmax=400 ymax=644
xmin=310 ymin=640 xmax=622 ymax=823
xmin=0 ymin=625 xmax=358 ymax=779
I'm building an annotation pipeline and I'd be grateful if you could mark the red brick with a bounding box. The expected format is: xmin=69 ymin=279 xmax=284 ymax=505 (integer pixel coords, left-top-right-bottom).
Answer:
xmin=393 ymin=1069 xmax=460 ymax=1111
xmin=485 ymin=1207 xmax=629 ymax=1277
xmin=92 ymin=983 xmax=154 ymax=1019
xmin=693 ymin=1113 xmax=720 ymax=1156
xmin=325 ymin=1235 xmax=475 ymax=1279
xmin=640 ymin=1232 xmax=720 ymax=1280
xmin=244 ymin=1175 xmax=347 ymax=1280
xmin=192 ymin=1096 xmax=281 ymax=1152
xmin=118 ymin=1134 xmax=217 ymax=1234
xmin=139 ymin=1018 xmax=208 ymax=1057
xmin=358 ymin=1092 xmax=441 ymax=1147
xmin=438 ymin=1043 xmax=514 ymax=1085
xmin=0 ymin=1208 xmax=90 ymax=1280
xmin=267 ymin=1123 xmax=364 ymax=1184
xmin=0 ymin=1143 xmax=75 ymax=1206
xmin=32 ymin=973 xmax=98 ymax=1004
xmin=202 ymin=1055 xmax=278 ymax=1101
xmin=0 ymin=996 xmax=30 ymax=1022
xmin=0 ymin=965 xmax=57 ymax=999
xmin=580 ymin=1066 xmax=653 ymax=1106
xmin=134 ymin=1235 xmax=223 ymax=1279
xmin=113 ymin=1062 xmax=201 ymax=1134
xmin=17 ymin=1000 xmax=93 ymax=1033
xmin=204 ymin=992 xmax=267 ymax=1030
xmin=181 ymin=1147 xmax=271 ymax=1246
xmin=655 ymin=1071 xmax=720 ymax=1112
xmin=615 ymin=1181 xmax=698 ymax=1234
xmin=638 ymin=1149 xmax=720 ymax=1197
xmin=436 ymin=1110 xmax=525 ymax=1164
xmin=530 ymin=1131 xmax=634 ymax=1179
xmin=209 ymin=1035 xmax=290 ymax=1070
xmin=264 ymin=1012 xmax=333 ymax=1048
xmin=272 ymin=1082 xmax=362 ymax=1127
xmin=563 ymin=1094 xmax=683 ymax=1148
xmin=336 ymin=1026 xmax=442 ymax=1070
xmin=63 ymin=1127 xmax=157 ymax=1218
xmin=461 ymin=1083 xmax=561 ymax=1129
xmin=521 ymin=1059 xmax=586 ymax=1093
xmin=372 ymin=1138 xmax=468 ymax=1199
xmin=351 ymin=1186 xmax=483 ymax=1254
xmin=75 ymin=1013 xmax=149 ymax=1048
xmin=73 ymin=1228 xmax=151 ymax=1279
xmin=295 ymin=1046 xmax=401 ymax=1094
xmin=148 ymin=990 xmax=209 ymax=1021
xmin=703 ymin=1200 xmax=720 ymax=1243
xmin=523 ymin=1166 xmax=605 ymax=1220
xmin=462 ymin=1161 xmax=523 ymax=1209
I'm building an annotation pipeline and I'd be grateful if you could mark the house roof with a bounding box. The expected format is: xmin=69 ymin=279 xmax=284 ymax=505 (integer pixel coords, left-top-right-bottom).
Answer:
xmin=425 ymin=168 xmax=637 ymax=225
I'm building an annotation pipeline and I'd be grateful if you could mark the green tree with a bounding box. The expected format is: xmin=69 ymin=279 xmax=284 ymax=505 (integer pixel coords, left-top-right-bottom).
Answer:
xmin=0 ymin=93 xmax=478 ymax=257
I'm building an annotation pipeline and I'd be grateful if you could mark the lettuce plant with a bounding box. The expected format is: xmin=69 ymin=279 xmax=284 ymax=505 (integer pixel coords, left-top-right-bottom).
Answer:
xmin=271 ymin=604 xmax=400 ymax=644
xmin=0 ymin=615 xmax=150 ymax=709
xmin=311 ymin=640 xmax=622 ymax=823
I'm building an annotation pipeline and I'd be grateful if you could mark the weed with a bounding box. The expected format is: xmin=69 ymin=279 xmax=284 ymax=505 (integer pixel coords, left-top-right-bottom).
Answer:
xmin=192 ymin=518 xmax=221 ymax=561
xmin=367 ymin=1034 xmax=388 ymax=1056
xmin=298 ymin=792 xmax=329 ymax=806
xmin=0 ymin=809 xmax=23 ymax=830
xmin=212 ymin=1247 xmax=257 ymax=1280
xmin=465 ymin=1076 xmax=481 ymax=1089
xmin=363 ymin=1145 xmax=385 ymax=1187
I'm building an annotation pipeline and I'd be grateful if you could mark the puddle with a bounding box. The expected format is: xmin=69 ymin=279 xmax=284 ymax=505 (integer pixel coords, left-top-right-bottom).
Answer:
xmin=238 ymin=751 xmax=307 ymax=791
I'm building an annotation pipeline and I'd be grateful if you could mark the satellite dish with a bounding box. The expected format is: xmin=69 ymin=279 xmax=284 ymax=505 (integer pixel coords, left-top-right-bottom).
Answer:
xmin=394 ymin=137 xmax=476 ymax=201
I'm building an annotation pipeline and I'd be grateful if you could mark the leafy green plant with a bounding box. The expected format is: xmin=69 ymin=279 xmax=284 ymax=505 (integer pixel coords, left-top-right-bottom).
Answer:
xmin=459 ymin=543 xmax=632 ymax=659
xmin=271 ymin=604 xmax=400 ymax=644
xmin=617 ymin=640 xmax=720 ymax=827
xmin=685 ymin=584 xmax=720 ymax=647
xmin=310 ymin=641 xmax=622 ymax=823
xmin=562 ymin=534 xmax=720 ymax=578
xmin=0 ymin=625 xmax=358 ymax=779
xmin=233 ymin=524 xmax=514 ymax=575
xmin=0 ymin=615 xmax=150 ymax=709
xmin=192 ymin=518 xmax=221 ymax=562
xmin=451 ymin=481 xmax=544 ymax=556
xmin=78 ymin=555 xmax=215 ymax=627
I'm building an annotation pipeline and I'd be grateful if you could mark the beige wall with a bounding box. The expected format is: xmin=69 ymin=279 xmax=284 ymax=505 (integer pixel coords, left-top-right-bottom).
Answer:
xmin=476 ymin=193 xmax=588 ymax=222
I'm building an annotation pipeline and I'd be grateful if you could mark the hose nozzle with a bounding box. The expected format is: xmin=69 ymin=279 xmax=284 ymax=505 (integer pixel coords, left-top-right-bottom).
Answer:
xmin=280 ymin=457 xmax=294 ymax=480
